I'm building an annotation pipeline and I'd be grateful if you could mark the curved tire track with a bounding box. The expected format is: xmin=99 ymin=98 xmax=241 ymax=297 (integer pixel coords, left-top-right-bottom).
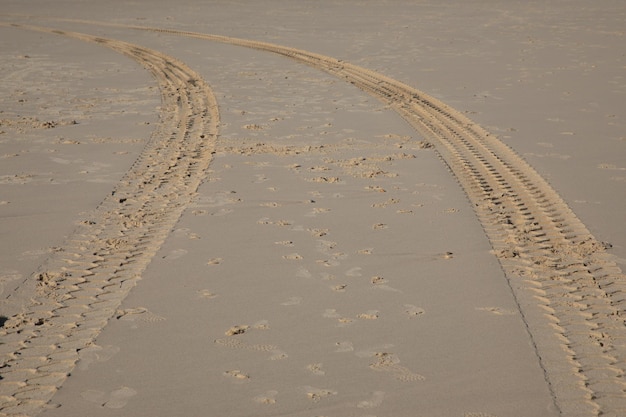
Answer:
xmin=0 ymin=24 xmax=219 ymax=416
xmin=1 ymin=19 xmax=625 ymax=416
xmin=138 ymin=26 xmax=626 ymax=417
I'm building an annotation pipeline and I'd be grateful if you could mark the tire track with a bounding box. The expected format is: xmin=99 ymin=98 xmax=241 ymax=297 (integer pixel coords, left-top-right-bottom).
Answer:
xmin=132 ymin=25 xmax=626 ymax=417
xmin=0 ymin=24 xmax=219 ymax=416
xmin=2 ymin=19 xmax=625 ymax=416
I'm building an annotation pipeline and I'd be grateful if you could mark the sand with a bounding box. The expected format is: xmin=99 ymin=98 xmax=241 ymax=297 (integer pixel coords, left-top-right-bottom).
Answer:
xmin=1 ymin=1 xmax=625 ymax=417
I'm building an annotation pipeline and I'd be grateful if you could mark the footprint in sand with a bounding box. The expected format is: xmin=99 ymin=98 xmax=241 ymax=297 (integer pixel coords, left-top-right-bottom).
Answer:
xmin=476 ymin=307 xmax=517 ymax=316
xmin=331 ymin=284 xmax=347 ymax=292
xmin=295 ymin=266 xmax=312 ymax=278
xmin=308 ymin=228 xmax=329 ymax=237
xmin=77 ymin=344 xmax=120 ymax=371
xmin=357 ymin=310 xmax=379 ymax=320
xmin=324 ymin=309 xmax=354 ymax=326
xmin=225 ymin=325 xmax=250 ymax=336
xmin=269 ymin=350 xmax=289 ymax=361
xmin=254 ymin=174 xmax=269 ymax=183
xmin=318 ymin=259 xmax=340 ymax=267
xmin=281 ymin=296 xmax=302 ymax=306
xmin=115 ymin=307 xmax=165 ymax=324
xmin=335 ymin=341 xmax=354 ymax=353
xmin=306 ymin=363 xmax=326 ymax=376
xmin=214 ymin=338 xmax=277 ymax=353
xmin=405 ymin=304 xmax=426 ymax=318
xmin=253 ymin=390 xmax=278 ymax=405
xmin=370 ymin=276 xmax=401 ymax=292
xmin=345 ymin=267 xmax=362 ymax=277
xmin=161 ymin=248 xmax=187 ymax=260
xmin=357 ymin=391 xmax=385 ymax=409
xmin=367 ymin=352 xmax=425 ymax=382
xmin=81 ymin=386 xmax=137 ymax=409
xmin=356 ymin=345 xmax=424 ymax=381
xmin=197 ymin=289 xmax=217 ymax=299
xmin=304 ymin=386 xmax=337 ymax=402
xmin=371 ymin=276 xmax=388 ymax=285
xmin=207 ymin=257 xmax=223 ymax=265
xmin=316 ymin=240 xmax=337 ymax=253
xmin=223 ymin=370 xmax=250 ymax=382
xmin=210 ymin=208 xmax=233 ymax=216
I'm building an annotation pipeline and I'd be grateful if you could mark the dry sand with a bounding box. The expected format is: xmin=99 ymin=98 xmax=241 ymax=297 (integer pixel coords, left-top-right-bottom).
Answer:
xmin=1 ymin=2 xmax=625 ymax=417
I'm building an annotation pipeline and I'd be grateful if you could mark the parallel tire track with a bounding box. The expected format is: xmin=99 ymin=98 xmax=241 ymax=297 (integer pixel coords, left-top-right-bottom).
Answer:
xmin=136 ymin=26 xmax=626 ymax=417
xmin=0 ymin=24 xmax=219 ymax=416
xmin=1 ymin=19 xmax=625 ymax=417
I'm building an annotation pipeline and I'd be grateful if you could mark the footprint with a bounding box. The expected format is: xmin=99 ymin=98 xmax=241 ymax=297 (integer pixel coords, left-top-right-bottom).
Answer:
xmin=81 ymin=390 xmax=106 ymax=405
xmin=371 ymin=281 xmax=401 ymax=292
xmin=331 ymin=284 xmax=347 ymax=292
xmin=335 ymin=341 xmax=354 ymax=353
xmin=295 ymin=267 xmax=312 ymax=278
xmin=281 ymin=296 xmax=302 ymax=306
xmin=197 ymin=289 xmax=217 ymax=299
xmin=337 ymin=317 xmax=354 ymax=326
xmin=318 ymin=259 xmax=340 ymax=267
xmin=345 ymin=267 xmax=362 ymax=277
xmin=313 ymin=207 xmax=331 ymax=214
xmin=207 ymin=258 xmax=223 ymax=265
xmin=162 ymin=248 xmax=187 ymax=260
xmin=308 ymin=228 xmax=329 ymax=237
xmin=274 ymin=240 xmax=294 ymax=247
xmin=214 ymin=338 xmax=278 ymax=352
xmin=371 ymin=276 xmax=387 ymax=285
xmin=223 ymin=370 xmax=250 ymax=381
xmin=254 ymin=174 xmax=269 ymax=183
xmin=476 ymin=307 xmax=517 ymax=316
xmin=367 ymin=352 xmax=425 ymax=382
xmin=372 ymin=223 xmax=388 ymax=230
xmin=210 ymin=208 xmax=233 ymax=216
xmin=357 ymin=310 xmax=379 ymax=320
xmin=253 ymin=320 xmax=270 ymax=330
xmin=106 ymin=386 xmax=138 ymax=409
xmin=405 ymin=305 xmax=426 ymax=318
xmin=77 ymin=344 xmax=120 ymax=371
xmin=323 ymin=308 xmax=354 ymax=327
xmin=115 ymin=307 xmax=165 ymax=323
xmin=253 ymin=390 xmax=278 ymax=405
xmin=225 ymin=325 xmax=250 ymax=336
xmin=306 ymin=363 xmax=325 ymax=376
xmin=82 ymin=386 xmax=137 ymax=409
xmin=283 ymin=253 xmax=303 ymax=260
xmin=357 ymin=391 xmax=385 ymax=409
xmin=269 ymin=350 xmax=289 ymax=361
xmin=304 ymin=386 xmax=337 ymax=402
xmin=323 ymin=309 xmax=341 ymax=319
xmin=316 ymin=240 xmax=337 ymax=253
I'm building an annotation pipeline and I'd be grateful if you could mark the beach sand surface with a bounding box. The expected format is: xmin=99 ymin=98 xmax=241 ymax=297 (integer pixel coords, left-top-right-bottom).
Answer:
xmin=1 ymin=2 xmax=624 ymax=417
